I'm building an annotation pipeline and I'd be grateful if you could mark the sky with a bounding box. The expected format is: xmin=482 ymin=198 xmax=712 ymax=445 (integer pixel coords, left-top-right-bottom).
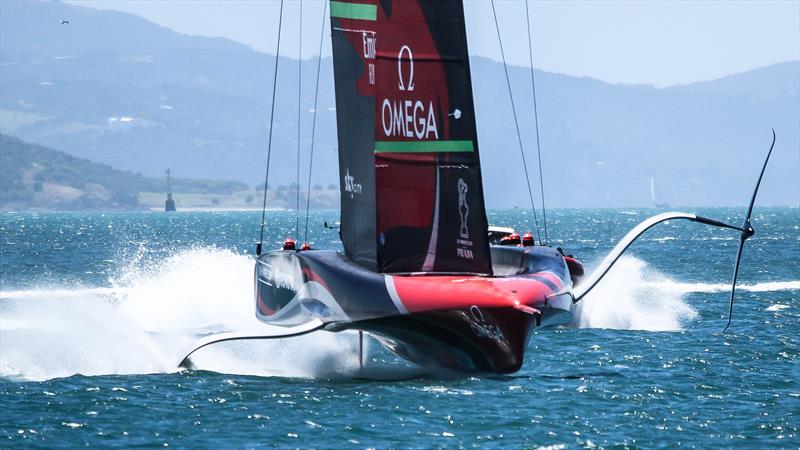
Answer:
xmin=68 ymin=0 xmax=800 ymax=87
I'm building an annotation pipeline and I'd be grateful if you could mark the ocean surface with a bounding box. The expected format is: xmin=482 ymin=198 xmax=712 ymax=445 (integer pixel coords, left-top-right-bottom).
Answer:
xmin=1 ymin=208 xmax=798 ymax=448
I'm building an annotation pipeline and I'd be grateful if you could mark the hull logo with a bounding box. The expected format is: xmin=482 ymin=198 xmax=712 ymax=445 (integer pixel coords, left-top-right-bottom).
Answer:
xmin=469 ymin=306 xmax=506 ymax=343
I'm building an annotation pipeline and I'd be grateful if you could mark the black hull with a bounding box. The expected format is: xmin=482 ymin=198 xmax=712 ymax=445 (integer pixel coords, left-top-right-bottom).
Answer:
xmin=336 ymin=309 xmax=537 ymax=374
xmin=334 ymin=295 xmax=572 ymax=373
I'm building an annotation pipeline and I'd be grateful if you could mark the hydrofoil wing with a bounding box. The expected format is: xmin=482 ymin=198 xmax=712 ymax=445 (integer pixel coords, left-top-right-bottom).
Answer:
xmin=177 ymin=319 xmax=325 ymax=368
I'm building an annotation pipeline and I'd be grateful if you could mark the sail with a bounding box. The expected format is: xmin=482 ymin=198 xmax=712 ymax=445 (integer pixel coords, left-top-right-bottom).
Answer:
xmin=330 ymin=0 xmax=492 ymax=274
xmin=650 ymin=177 xmax=656 ymax=204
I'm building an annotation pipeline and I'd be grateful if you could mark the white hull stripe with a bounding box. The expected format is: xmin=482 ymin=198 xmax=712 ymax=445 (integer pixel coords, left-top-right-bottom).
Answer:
xmin=384 ymin=275 xmax=409 ymax=315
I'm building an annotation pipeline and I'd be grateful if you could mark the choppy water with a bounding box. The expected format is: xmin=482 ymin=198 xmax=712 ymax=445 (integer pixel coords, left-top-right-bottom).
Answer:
xmin=1 ymin=208 xmax=798 ymax=448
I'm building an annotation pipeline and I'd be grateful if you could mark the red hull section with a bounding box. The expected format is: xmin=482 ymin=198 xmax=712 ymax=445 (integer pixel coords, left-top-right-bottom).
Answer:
xmin=391 ymin=275 xmax=564 ymax=314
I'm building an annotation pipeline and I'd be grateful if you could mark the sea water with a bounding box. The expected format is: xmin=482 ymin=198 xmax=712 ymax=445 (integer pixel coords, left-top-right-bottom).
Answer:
xmin=1 ymin=208 xmax=797 ymax=448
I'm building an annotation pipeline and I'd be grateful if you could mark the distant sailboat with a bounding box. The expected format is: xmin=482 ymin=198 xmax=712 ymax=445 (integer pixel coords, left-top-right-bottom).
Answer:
xmin=164 ymin=169 xmax=176 ymax=212
xmin=650 ymin=177 xmax=670 ymax=208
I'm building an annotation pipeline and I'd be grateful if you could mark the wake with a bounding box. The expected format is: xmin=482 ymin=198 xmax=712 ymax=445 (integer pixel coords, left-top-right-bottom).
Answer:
xmin=1 ymin=249 xmax=795 ymax=381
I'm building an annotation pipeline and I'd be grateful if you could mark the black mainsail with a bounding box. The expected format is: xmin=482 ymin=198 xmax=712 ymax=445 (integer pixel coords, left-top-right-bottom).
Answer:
xmin=330 ymin=0 xmax=491 ymax=274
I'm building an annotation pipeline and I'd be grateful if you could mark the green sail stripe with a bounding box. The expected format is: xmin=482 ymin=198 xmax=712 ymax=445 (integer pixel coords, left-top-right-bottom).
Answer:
xmin=374 ymin=140 xmax=475 ymax=153
xmin=330 ymin=1 xmax=377 ymax=21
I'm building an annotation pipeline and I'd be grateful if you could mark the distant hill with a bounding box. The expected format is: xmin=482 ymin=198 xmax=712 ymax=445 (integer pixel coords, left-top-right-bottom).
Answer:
xmin=0 ymin=134 xmax=247 ymax=210
xmin=1 ymin=0 xmax=798 ymax=207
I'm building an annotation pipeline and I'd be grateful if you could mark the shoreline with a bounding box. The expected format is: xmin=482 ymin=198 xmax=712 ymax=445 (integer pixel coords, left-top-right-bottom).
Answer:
xmin=147 ymin=206 xmax=285 ymax=212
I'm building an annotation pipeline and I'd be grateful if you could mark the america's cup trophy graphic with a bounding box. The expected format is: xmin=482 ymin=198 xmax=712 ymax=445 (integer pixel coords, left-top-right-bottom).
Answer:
xmin=458 ymin=178 xmax=469 ymax=239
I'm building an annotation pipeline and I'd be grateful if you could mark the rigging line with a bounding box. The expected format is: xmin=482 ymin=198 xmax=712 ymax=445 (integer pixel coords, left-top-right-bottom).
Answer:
xmin=303 ymin=0 xmax=328 ymax=244
xmin=525 ymin=0 xmax=548 ymax=245
xmin=258 ymin=0 xmax=285 ymax=254
xmin=490 ymin=0 xmax=541 ymax=244
xmin=295 ymin=0 xmax=303 ymax=240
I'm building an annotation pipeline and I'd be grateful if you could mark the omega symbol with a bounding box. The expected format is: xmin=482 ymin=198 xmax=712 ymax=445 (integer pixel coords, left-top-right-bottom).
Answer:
xmin=397 ymin=45 xmax=415 ymax=92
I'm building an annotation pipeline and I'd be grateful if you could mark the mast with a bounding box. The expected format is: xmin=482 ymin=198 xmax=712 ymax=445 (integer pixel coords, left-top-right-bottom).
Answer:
xmin=329 ymin=0 xmax=492 ymax=274
xmin=165 ymin=168 xmax=176 ymax=212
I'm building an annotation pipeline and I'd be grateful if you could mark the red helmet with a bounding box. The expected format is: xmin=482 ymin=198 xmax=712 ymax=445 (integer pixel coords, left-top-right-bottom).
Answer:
xmin=522 ymin=232 xmax=534 ymax=246
xmin=283 ymin=238 xmax=296 ymax=251
xmin=501 ymin=233 xmax=521 ymax=246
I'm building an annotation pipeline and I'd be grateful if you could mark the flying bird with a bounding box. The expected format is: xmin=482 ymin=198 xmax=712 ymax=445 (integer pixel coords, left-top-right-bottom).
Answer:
xmin=60 ymin=19 xmax=69 ymax=25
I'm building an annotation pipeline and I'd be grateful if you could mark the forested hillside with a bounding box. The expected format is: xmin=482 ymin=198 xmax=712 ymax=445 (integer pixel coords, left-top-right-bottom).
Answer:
xmin=0 ymin=134 xmax=247 ymax=210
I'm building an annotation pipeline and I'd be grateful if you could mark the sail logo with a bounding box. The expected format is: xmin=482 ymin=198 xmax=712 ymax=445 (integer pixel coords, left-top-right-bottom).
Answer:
xmin=379 ymin=45 xmax=439 ymax=140
xmin=344 ymin=168 xmax=362 ymax=199
xmin=362 ymin=32 xmax=376 ymax=59
xmin=381 ymin=99 xmax=439 ymax=139
xmin=456 ymin=178 xmax=474 ymax=260
xmin=362 ymin=32 xmax=376 ymax=85
xmin=469 ymin=306 xmax=506 ymax=344
xmin=458 ymin=179 xmax=469 ymax=239
xmin=397 ymin=45 xmax=414 ymax=91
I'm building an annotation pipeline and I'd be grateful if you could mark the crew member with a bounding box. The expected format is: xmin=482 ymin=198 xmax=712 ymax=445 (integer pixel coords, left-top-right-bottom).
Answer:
xmin=522 ymin=232 xmax=535 ymax=246
xmin=500 ymin=233 xmax=521 ymax=246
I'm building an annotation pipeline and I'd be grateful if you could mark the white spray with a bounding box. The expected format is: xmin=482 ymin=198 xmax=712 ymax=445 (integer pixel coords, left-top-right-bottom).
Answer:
xmin=0 ymin=248 xmax=363 ymax=381
xmin=571 ymin=255 xmax=798 ymax=331
xmin=570 ymin=256 xmax=698 ymax=331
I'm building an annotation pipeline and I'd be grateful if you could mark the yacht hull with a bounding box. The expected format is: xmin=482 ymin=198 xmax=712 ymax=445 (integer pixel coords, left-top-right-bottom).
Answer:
xmin=255 ymin=246 xmax=574 ymax=374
